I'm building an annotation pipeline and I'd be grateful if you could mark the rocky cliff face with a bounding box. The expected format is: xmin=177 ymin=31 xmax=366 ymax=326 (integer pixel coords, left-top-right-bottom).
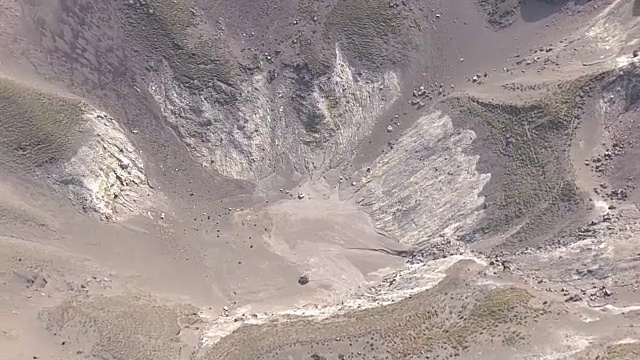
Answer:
xmin=149 ymin=46 xmax=400 ymax=180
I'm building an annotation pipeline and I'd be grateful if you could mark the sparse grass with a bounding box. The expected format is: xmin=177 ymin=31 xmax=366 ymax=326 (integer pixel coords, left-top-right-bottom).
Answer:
xmin=121 ymin=0 xmax=238 ymax=102
xmin=326 ymin=0 xmax=407 ymax=71
xmin=447 ymin=87 xmax=585 ymax=247
xmin=444 ymin=288 xmax=533 ymax=349
xmin=468 ymin=288 xmax=533 ymax=324
xmin=204 ymin=272 xmax=544 ymax=360
xmin=578 ymin=343 xmax=640 ymax=360
xmin=0 ymin=77 xmax=86 ymax=169
xmin=296 ymin=34 xmax=334 ymax=77
xmin=40 ymin=295 xmax=197 ymax=360
xmin=139 ymin=0 xmax=196 ymax=34
xmin=599 ymin=343 xmax=640 ymax=360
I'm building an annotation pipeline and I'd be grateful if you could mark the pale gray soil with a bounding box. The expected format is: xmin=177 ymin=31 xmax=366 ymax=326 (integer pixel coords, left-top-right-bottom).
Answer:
xmin=2 ymin=0 xmax=640 ymax=360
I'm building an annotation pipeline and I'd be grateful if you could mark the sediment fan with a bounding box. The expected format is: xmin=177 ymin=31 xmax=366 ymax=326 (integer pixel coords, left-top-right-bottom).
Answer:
xmin=635 ymin=0 xmax=640 ymax=16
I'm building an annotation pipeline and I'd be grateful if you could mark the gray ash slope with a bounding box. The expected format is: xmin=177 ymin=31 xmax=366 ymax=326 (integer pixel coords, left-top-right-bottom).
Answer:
xmin=2 ymin=0 xmax=640 ymax=359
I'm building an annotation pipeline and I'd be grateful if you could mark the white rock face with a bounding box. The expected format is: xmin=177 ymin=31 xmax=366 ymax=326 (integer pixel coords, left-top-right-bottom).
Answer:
xmin=360 ymin=110 xmax=490 ymax=246
xmin=54 ymin=110 xmax=156 ymax=221
xmin=311 ymin=47 xmax=400 ymax=170
xmin=149 ymin=46 xmax=400 ymax=180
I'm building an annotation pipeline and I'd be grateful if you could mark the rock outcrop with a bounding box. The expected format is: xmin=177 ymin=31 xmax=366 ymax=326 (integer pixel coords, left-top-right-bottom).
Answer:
xmin=50 ymin=110 xmax=157 ymax=221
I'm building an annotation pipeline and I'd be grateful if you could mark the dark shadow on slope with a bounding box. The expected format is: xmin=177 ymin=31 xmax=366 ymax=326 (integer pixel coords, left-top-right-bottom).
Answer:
xmin=520 ymin=0 xmax=592 ymax=23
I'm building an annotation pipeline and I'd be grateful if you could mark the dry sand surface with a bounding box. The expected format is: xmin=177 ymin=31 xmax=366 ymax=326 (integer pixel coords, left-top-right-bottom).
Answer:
xmin=3 ymin=0 xmax=640 ymax=359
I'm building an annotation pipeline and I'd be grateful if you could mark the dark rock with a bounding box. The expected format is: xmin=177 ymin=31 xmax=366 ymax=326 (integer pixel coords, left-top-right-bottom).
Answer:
xmin=267 ymin=69 xmax=278 ymax=83
xmin=13 ymin=270 xmax=47 ymax=289
xmin=565 ymin=293 xmax=583 ymax=302
xmin=298 ymin=274 xmax=310 ymax=285
xmin=501 ymin=260 xmax=514 ymax=271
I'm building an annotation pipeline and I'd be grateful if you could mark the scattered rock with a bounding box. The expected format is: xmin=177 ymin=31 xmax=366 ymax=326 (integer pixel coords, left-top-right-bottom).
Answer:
xmin=297 ymin=192 xmax=305 ymax=200
xmin=609 ymin=188 xmax=628 ymax=200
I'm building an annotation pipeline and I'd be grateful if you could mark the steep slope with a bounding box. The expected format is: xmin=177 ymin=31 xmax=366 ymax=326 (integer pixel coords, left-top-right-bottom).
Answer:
xmin=3 ymin=0 xmax=640 ymax=360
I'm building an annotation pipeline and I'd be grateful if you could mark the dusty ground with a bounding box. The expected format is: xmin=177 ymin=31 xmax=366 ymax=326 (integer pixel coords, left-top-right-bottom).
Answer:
xmin=2 ymin=0 xmax=640 ymax=359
